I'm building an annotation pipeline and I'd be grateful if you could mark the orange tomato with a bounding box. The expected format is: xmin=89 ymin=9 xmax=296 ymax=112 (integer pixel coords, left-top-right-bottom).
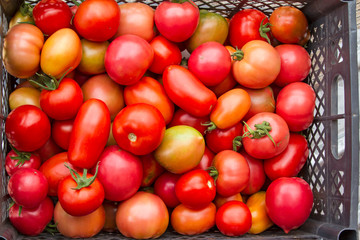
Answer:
xmin=214 ymin=193 xmax=243 ymax=209
xmin=77 ymin=39 xmax=109 ymax=75
xmin=246 ymin=191 xmax=273 ymax=234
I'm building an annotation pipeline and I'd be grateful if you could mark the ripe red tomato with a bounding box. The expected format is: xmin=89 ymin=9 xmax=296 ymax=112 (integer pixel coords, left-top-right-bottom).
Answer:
xmin=264 ymin=133 xmax=309 ymax=180
xmin=266 ymin=177 xmax=313 ymax=233
xmin=8 ymin=168 xmax=48 ymax=209
xmin=96 ymin=145 xmax=143 ymax=201
xmin=5 ymin=149 xmax=41 ymax=176
xmin=168 ymin=109 xmax=210 ymax=136
xmin=5 ymin=105 xmax=51 ymax=152
xmin=9 ymin=197 xmax=54 ymax=236
xmin=229 ymin=9 xmax=271 ymax=49
xmin=154 ymin=1 xmax=199 ymax=42
xmin=175 ymin=169 xmax=216 ymax=209
xmin=68 ymin=99 xmax=110 ymax=169
xmin=163 ymin=65 xmax=217 ymax=117
xmin=140 ymin=153 xmax=165 ymax=187
xmin=276 ymin=82 xmax=316 ymax=132
xmin=73 ymin=0 xmax=120 ymax=42
xmin=242 ymin=112 xmax=290 ymax=159
xmin=35 ymin=137 xmax=63 ymax=163
xmin=52 ymin=119 xmax=74 ymax=150
xmin=216 ymin=201 xmax=252 ymax=236
xmin=212 ymin=150 xmax=250 ymax=197
xmin=154 ymin=171 xmax=181 ymax=209
xmin=188 ymin=41 xmax=231 ymax=86
xmin=240 ymin=150 xmax=266 ymax=195
xmin=171 ymin=203 xmax=216 ymax=235
xmin=193 ymin=146 xmax=214 ymax=170
xmin=209 ymin=73 xmax=237 ymax=97
xmin=205 ymin=122 xmax=243 ymax=153
xmin=33 ymin=0 xmax=73 ymax=36
xmin=214 ymin=193 xmax=243 ymax=209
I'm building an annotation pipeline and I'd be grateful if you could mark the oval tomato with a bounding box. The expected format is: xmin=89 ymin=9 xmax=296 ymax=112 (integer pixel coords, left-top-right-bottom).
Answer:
xmin=205 ymin=122 xmax=243 ymax=153
xmin=240 ymin=150 xmax=266 ymax=195
xmin=77 ymin=39 xmax=109 ymax=75
xmin=52 ymin=119 xmax=73 ymax=150
xmin=168 ymin=109 xmax=209 ymax=136
xmin=154 ymin=171 xmax=181 ymax=209
xmin=246 ymin=191 xmax=273 ymax=234
xmin=9 ymin=87 xmax=41 ymax=110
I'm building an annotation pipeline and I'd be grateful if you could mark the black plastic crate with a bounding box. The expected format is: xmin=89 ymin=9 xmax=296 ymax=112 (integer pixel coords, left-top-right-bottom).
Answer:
xmin=0 ymin=0 xmax=358 ymax=239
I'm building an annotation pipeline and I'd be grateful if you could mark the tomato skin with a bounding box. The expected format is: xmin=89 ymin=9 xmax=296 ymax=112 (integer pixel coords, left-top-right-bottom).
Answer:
xmin=52 ymin=119 xmax=73 ymax=150
xmin=214 ymin=193 xmax=243 ymax=209
xmin=40 ymin=78 xmax=83 ymax=120
xmin=213 ymin=150 xmax=250 ymax=197
xmin=163 ymin=65 xmax=217 ymax=117
xmin=140 ymin=153 xmax=165 ymax=187
xmin=33 ymin=0 xmax=73 ymax=36
xmin=210 ymin=88 xmax=251 ymax=129
xmin=246 ymin=191 xmax=273 ymax=234
xmin=206 ymin=122 xmax=243 ymax=153
xmin=9 ymin=197 xmax=54 ymax=236
xmin=276 ymin=82 xmax=316 ymax=132
xmin=68 ymin=99 xmax=111 ymax=169
xmin=242 ymin=112 xmax=290 ymax=159
xmin=168 ymin=109 xmax=209 ymax=136
xmin=154 ymin=1 xmax=199 ymax=43
xmin=266 ymin=177 xmax=313 ymax=233
xmin=264 ymin=133 xmax=309 ymax=181
xmin=74 ymin=0 xmax=120 ymax=42
xmin=3 ymin=23 xmax=44 ymax=78
xmin=193 ymin=146 xmax=214 ymax=170
xmin=77 ymin=39 xmax=109 ymax=75
xmin=274 ymin=44 xmax=311 ymax=87
xmin=116 ymin=192 xmax=169 ymax=239
xmin=175 ymin=169 xmax=216 ymax=209
xmin=124 ymin=76 xmax=174 ymax=125
xmin=233 ymin=40 xmax=281 ymax=89
xmin=229 ymin=9 xmax=270 ymax=49
xmin=171 ymin=203 xmax=216 ymax=235
xmin=8 ymin=168 xmax=48 ymax=209
xmin=216 ymin=201 xmax=252 ymax=236
xmin=5 ymin=150 xmax=41 ymax=176
xmin=54 ymin=202 xmax=105 ymax=238
xmin=105 ymin=34 xmax=154 ymax=85
xmin=154 ymin=172 xmax=181 ymax=208
xmin=35 ymin=137 xmax=63 ymax=163
xmin=209 ymin=73 xmax=237 ymax=97
xmin=149 ymin=36 xmax=182 ymax=74
xmin=5 ymin=105 xmax=51 ymax=152
xmin=97 ymin=145 xmax=143 ymax=201
xmin=9 ymin=87 xmax=41 ymax=110
xmin=240 ymin=150 xmax=266 ymax=195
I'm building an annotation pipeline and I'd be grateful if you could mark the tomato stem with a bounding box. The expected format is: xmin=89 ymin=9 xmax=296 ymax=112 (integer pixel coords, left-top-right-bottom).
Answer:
xmin=44 ymin=222 xmax=58 ymax=235
xmin=20 ymin=2 xmax=33 ymax=17
xmin=9 ymin=145 xmax=32 ymax=167
xmin=65 ymin=163 xmax=99 ymax=190
xmin=231 ymin=49 xmax=244 ymax=61
xmin=242 ymin=121 xmax=276 ymax=146
xmin=232 ymin=136 xmax=243 ymax=152
xmin=259 ymin=18 xmax=271 ymax=44
xmin=207 ymin=166 xmax=218 ymax=183
xmin=70 ymin=0 xmax=81 ymax=6
xmin=201 ymin=121 xmax=217 ymax=133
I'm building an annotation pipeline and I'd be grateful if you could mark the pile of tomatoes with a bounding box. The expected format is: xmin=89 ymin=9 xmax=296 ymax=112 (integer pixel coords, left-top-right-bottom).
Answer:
xmin=3 ymin=0 xmax=317 ymax=238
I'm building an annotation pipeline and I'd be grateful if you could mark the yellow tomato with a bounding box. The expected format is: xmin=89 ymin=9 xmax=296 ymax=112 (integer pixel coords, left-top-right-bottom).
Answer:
xmin=246 ymin=191 xmax=273 ymax=234
xmin=77 ymin=39 xmax=109 ymax=75
xmin=9 ymin=87 xmax=41 ymax=110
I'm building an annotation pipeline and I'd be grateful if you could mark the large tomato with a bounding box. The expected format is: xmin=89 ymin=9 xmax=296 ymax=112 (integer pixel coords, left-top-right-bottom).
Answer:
xmin=2 ymin=23 xmax=44 ymax=78
xmin=242 ymin=112 xmax=290 ymax=159
xmin=116 ymin=192 xmax=169 ymax=239
xmin=105 ymin=34 xmax=154 ymax=85
xmin=205 ymin=122 xmax=243 ymax=153
xmin=163 ymin=65 xmax=217 ymax=117
xmin=96 ymin=145 xmax=143 ymax=201
xmin=154 ymin=171 xmax=181 ymax=208
xmin=9 ymin=87 xmax=41 ymax=110
xmin=5 ymin=149 xmax=41 ymax=176
xmin=276 ymin=82 xmax=316 ymax=132
xmin=68 ymin=99 xmax=110 ymax=169
xmin=124 ymin=76 xmax=174 ymax=125
xmin=5 ymin=105 xmax=51 ymax=152
xmin=171 ymin=203 xmax=216 ymax=235
xmin=232 ymin=40 xmax=281 ymax=89
xmin=168 ymin=109 xmax=209 ymax=136
xmin=240 ymin=150 xmax=266 ymax=195
xmin=73 ymin=0 xmax=120 ymax=42
xmin=51 ymin=119 xmax=73 ymax=150
xmin=77 ymin=39 xmax=109 ymax=75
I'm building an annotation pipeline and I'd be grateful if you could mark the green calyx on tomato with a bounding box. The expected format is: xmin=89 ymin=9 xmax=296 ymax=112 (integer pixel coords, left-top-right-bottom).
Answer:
xmin=201 ymin=121 xmax=217 ymax=133
xmin=231 ymin=49 xmax=244 ymax=61
xmin=29 ymin=67 xmax=72 ymax=91
xmin=44 ymin=222 xmax=58 ymax=235
xmin=232 ymin=136 xmax=243 ymax=152
xmin=19 ymin=2 xmax=34 ymax=18
xmin=259 ymin=18 xmax=271 ymax=44
xmin=208 ymin=166 xmax=218 ymax=182
xmin=9 ymin=145 xmax=32 ymax=167
xmin=65 ymin=163 xmax=99 ymax=190
xmin=242 ymin=121 xmax=276 ymax=146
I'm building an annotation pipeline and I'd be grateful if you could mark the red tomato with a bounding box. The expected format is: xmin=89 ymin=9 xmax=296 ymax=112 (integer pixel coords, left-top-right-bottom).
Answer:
xmin=40 ymin=78 xmax=83 ymax=120
xmin=73 ymin=0 xmax=120 ymax=42
xmin=68 ymin=99 xmax=110 ymax=169
xmin=240 ymin=150 xmax=266 ymax=195
xmin=105 ymin=34 xmax=154 ymax=85
xmin=168 ymin=109 xmax=209 ymax=136
xmin=209 ymin=73 xmax=237 ymax=97
xmin=233 ymin=40 xmax=281 ymax=89
xmin=52 ymin=119 xmax=74 ymax=150
xmin=149 ymin=35 xmax=182 ymax=74
xmin=193 ymin=146 xmax=215 ymax=170
xmin=154 ymin=1 xmax=199 ymax=42
xmin=206 ymin=122 xmax=243 ymax=153
xmin=116 ymin=192 xmax=169 ymax=239
xmin=171 ymin=203 xmax=216 ymax=235
xmin=214 ymin=193 xmax=243 ymax=209
xmin=212 ymin=150 xmax=250 ymax=197
xmin=175 ymin=169 xmax=216 ymax=209
xmin=216 ymin=201 xmax=252 ymax=236
xmin=124 ymin=76 xmax=174 ymax=125
xmin=276 ymin=82 xmax=316 ymax=132
xmin=154 ymin=171 xmax=181 ymax=209
xmin=188 ymin=41 xmax=231 ymax=86
xmin=266 ymin=177 xmax=313 ymax=233
xmin=163 ymin=65 xmax=217 ymax=117
xmin=5 ymin=149 xmax=41 ymax=176
xmin=229 ymin=9 xmax=271 ymax=49
xmin=96 ymin=145 xmax=143 ymax=201
xmin=242 ymin=112 xmax=290 ymax=159
xmin=264 ymin=133 xmax=309 ymax=180
xmin=112 ymin=103 xmax=165 ymax=156
xmin=140 ymin=153 xmax=165 ymax=187
xmin=35 ymin=137 xmax=63 ymax=163
xmin=5 ymin=105 xmax=51 ymax=152
xmin=8 ymin=168 xmax=48 ymax=209
xmin=269 ymin=6 xmax=308 ymax=44
xmin=33 ymin=0 xmax=73 ymax=36
xmin=9 ymin=197 xmax=54 ymax=236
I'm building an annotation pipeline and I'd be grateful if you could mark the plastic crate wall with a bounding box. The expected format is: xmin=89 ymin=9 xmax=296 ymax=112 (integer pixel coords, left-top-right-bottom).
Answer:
xmin=0 ymin=0 xmax=358 ymax=240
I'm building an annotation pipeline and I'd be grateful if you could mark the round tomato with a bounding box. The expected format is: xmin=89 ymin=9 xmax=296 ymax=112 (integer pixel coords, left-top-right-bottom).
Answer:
xmin=73 ymin=0 xmax=120 ymax=42
xmin=168 ymin=109 xmax=209 ymax=136
xmin=276 ymin=82 xmax=316 ymax=132
xmin=52 ymin=119 xmax=73 ymax=150
xmin=140 ymin=153 xmax=165 ymax=187
xmin=5 ymin=105 xmax=51 ymax=152
xmin=193 ymin=146 xmax=215 ymax=171
xmin=171 ymin=203 xmax=216 ymax=235
xmin=5 ymin=149 xmax=41 ymax=176
xmin=9 ymin=87 xmax=41 ymax=110
xmin=154 ymin=171 xmax=181 ymax=208
xmin=77 ymin=39 xmax=109 ymax=75
xmin=205 ymin=122 xmax=243 ymax=153
xmin=240 ymin=150 xmax=266 ymax=195
xmin=246 ymin=191 xmax=273 ymax=234
xmin=214 ymin=193 xmax=243 ymax=209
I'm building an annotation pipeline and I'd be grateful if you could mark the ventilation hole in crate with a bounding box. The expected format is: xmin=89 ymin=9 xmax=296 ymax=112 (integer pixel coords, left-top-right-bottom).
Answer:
xmin=330 ymin=38 xmax=344 ymax=65
xmin=331 ymin=170 xmax=345 ymax=196
xmin=331 ymin=118 xmax=345 ymax=160
xmin=312 ymin=198 xmax=326 ymax=217
xmin=330 ymin=15 xmax=343 ymax=36
xmin=331 ymin=199 xmax=345 ymax=224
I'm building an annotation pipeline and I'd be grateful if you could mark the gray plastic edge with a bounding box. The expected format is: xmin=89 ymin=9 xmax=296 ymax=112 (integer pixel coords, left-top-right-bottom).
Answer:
xmin=0 ymin=220 xmax=17 ymax=240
